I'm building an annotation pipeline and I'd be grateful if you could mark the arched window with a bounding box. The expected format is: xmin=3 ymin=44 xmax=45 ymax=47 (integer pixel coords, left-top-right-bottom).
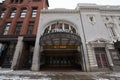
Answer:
xmin=44 ymin=22 xmax=77 ymax=34
xmin=0 ymin=8 xmax=6 ymax=18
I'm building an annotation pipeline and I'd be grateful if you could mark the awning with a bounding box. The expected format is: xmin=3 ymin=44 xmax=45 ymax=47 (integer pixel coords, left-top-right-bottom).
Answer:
xmin=40 ymin=32 xmax=81 ymax=46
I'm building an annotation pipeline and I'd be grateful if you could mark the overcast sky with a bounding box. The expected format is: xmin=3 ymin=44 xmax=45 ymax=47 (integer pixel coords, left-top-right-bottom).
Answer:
xmin=0 ymin=0 xmax=120 ymax=9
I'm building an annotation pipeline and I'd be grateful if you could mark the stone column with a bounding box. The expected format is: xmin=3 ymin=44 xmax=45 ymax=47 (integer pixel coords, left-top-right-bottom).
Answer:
xmin=11 ymin=36 xmax=23 ymax=69
xmin=105 ymin=44 xmax=114 ymax=68
xmin=31 ymin=31 xmax=41 ymax=71
xmin=31 ymin=43 xmax=40 ymax=71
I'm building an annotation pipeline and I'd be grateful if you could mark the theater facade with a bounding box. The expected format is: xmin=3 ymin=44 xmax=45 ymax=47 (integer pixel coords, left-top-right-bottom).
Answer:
xmin=31 ymin=4 xmax=120 ymax=71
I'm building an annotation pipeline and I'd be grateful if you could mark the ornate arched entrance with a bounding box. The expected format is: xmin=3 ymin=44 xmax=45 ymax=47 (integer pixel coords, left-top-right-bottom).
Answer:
xmin=39 ymin=21 xmax=83 ymax=71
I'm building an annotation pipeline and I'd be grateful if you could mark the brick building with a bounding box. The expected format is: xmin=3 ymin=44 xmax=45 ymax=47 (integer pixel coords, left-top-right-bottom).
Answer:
xmin=0 ymin=0 xmax=49 ymax=70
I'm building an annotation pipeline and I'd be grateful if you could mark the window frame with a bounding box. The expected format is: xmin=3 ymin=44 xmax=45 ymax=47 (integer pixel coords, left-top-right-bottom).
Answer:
xmin=20 ymin=8 xmax=27 ymax=18
xmin=26 ymin=21 xmax=34 ymax=35
xmin=0 ymin=9 xmax=6 ymax=18
xmin=10 ymin=9 xmax=16 ymax=18
xmin=31 ymin=7 xmax=38 ymax=18
xmin=3 ymin=22 xmax=11 ymax=35
xmin=14 ymin=22 xmax=23 ymax=35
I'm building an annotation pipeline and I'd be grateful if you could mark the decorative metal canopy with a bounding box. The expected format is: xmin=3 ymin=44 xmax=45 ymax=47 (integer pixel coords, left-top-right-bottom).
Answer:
xmin=40 ymin=32 xmax=81 ymax=46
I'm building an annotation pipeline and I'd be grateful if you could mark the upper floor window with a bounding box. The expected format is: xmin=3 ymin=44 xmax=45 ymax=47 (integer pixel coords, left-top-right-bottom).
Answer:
xmin=10 ymin=0 xmax=23 ymax=3
xmin=10 ymin=9 xmax=16 ymax=18
xmin=14 ymin=22 xmax=22 ymax=35
xmin=3 ymin=22 xmax=11 ymax=35
xmin=27 ymin=21 xmax=34 ymax=35
xmin=0 ymin=8 xmax=6 ymax=18
xmin=20 ymin=8 xmax=27 ymax=18
xmin=31 ymin=8 xmax=37 ymax=18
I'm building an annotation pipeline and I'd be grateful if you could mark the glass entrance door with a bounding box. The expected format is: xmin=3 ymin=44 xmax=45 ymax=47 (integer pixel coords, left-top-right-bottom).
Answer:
xmin=40 ymin=50 xmax=82 ymax=71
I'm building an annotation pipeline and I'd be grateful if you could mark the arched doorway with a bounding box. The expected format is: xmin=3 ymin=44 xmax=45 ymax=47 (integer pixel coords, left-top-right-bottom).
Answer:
xmin=39 ymin=21 xmax=83 ymax=71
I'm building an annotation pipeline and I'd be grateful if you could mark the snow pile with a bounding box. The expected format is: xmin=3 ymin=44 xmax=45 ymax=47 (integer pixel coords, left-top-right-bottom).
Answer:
xmin=95 ymin=78 xmax=109 ymax=80
xmin=0 ymin=75 xmax=51 ymax=80
xmin=0 ymin=70 xmax=13 ymax=74
xmin=107 ymin=72 xmax=120 ymax=77
xmin=0 ymin=70 xmax=52 ymax=76
xmin=0 ymin=75 xmax=30 ymax=80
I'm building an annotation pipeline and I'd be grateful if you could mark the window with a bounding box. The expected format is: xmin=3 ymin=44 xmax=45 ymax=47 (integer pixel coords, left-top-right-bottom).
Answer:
xmin=10 ymin=0 xmax=23 ymax=3
xmin=27 ymin=22 xmax=34 ymax=35
xmin=20 ymin=8 xmax=27 ymax=18
xmin=0 ymin=9 xmax=6 ymax=18
xmin=3 ymin=22 xmax=11 ymax=35
xmin=10 ymin=9 xmax=16 ymax=18
xmin=31 ymin=8 xmax=37 ymax=18
xmin=14 ymin=22 xmax=22 ymax=35
xmin=94 ymin=47 xmax=109 ymax=68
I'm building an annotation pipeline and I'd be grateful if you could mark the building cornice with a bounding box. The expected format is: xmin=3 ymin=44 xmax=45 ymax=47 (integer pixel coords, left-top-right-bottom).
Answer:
xmin=77 ymin=3 xmax=120 ymax=12
xmin=41 ymin=9 xmax=79 ymax=14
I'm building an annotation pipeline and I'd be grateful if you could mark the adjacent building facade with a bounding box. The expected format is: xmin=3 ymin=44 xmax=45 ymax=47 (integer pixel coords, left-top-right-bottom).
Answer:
xmin=0 ymin=0 xmax=49 ymax=70
xmin=0 ymin=0 xmax=120 ymax=71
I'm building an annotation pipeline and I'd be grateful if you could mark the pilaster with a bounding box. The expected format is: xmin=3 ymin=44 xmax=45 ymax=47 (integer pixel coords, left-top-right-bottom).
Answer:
xmin=11 ymin=36 xmax=23 ymax=69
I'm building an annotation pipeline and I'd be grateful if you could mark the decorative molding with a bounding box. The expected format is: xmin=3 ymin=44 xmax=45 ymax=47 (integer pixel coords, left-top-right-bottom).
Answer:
xmin=41 ymin=9 xmax=79 ymax=14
